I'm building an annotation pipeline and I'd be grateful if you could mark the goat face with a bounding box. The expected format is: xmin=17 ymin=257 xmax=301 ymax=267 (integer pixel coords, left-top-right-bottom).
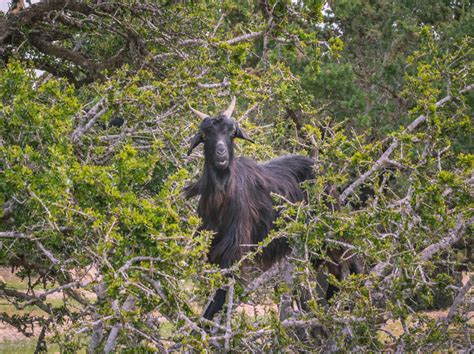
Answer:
xmin=187 ymin=97 xmax=254 ymax=170
xmin=201 ymin=116 xmax=236 ymax=170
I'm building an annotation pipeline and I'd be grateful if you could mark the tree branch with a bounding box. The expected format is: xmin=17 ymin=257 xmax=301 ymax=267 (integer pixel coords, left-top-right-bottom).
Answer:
xmin=0 ymin=231 xmax=29 ymax=238
xmin=225 ymin=30 xmax=264 ymax=45
xmin=340 ymin=84 xmax=474 ymax=202
xmin=367 ymin=216 xmax=472 ymax=287
xmin=0 ymin=286 xmax=52 ymax=314
xmin=104 ymin=295 xmax=136 ymax=354
xmin=197 ymin=79 xmax=230 ymax=89
xmin=118 ymin=256 xmax=162 ymax=274
xmin=28 ymin=31 xmax=127 ymax=85
xmin=71 ymin=98 xmax=106 ymax=143
xmin=0 ymin=0 xmax=93 ymax=44
xmin=242 ymin=258 xmax=291 ymax=297
xmin=224 ymin=278 xmax=235 ymax=351
xmin=419 ymin=216 xmax=473 ymax=262
xmin=445 ymin=276 xmax=472 ymax=325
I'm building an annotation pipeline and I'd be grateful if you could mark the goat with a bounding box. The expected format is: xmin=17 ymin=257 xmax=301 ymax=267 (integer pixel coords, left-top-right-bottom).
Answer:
xmin=185 ymin=97 xmax=314 ymax=320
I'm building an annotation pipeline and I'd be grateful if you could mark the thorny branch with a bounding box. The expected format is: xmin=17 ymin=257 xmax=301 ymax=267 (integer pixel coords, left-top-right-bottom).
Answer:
xmin=368 ymin=216 xmax=472 ymax=281
xmin=419 ymin=216 xmax=473 ymax=262
xmin=340 ymin=84 xmax=474 ymax=202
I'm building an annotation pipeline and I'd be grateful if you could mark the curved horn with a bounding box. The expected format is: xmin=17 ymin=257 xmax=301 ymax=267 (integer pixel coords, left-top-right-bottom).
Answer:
xmin=189 ymin=104 xmax=209 ymax=120
xmin=222 ymin=96 xmax=236 ymax=118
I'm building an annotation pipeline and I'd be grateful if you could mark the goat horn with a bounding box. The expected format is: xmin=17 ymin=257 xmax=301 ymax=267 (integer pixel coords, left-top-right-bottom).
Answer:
xmin=222 ymin=96 xmax=236 ymax=118
xmin=189 ymin=104 xmax=209 ymax=120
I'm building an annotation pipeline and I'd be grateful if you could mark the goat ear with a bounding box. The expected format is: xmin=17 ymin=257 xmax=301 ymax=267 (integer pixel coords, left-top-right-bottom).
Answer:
xmin=235 ymin=127 xmax=254 ymax=143
xmin=187 ymin=133 xmax=203 ymax=155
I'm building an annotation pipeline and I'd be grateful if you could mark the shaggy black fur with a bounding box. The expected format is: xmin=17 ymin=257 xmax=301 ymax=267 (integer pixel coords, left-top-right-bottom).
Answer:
xmin=186 ymin=155 xmax=314 ymax=269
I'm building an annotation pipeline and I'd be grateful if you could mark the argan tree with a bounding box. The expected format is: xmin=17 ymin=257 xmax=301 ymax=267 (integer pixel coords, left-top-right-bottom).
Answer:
xmin=0 ymin=1 xmax=472 ymax=352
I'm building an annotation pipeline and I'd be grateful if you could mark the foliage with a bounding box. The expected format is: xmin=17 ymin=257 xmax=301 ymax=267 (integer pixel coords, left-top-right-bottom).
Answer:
xmin=0 ymin=0 xmax=472 ymax=352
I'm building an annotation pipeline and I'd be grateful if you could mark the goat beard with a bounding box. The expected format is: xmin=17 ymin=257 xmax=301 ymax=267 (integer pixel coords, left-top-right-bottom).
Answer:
xmin=204 ymin=162 xmax=232 ymax=191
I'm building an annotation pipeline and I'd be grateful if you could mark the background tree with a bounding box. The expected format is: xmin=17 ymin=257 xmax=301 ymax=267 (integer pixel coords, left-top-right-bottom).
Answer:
xmin=0 ymin=0 xmax=472 ymax=352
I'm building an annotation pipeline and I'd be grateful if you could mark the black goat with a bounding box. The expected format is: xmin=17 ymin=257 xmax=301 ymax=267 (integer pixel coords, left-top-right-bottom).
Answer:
xmin=185 ymin=97 xmax=314 ymax=320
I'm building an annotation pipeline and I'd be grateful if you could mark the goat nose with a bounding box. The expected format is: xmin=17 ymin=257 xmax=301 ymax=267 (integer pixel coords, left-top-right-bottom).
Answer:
xmin=216 ymin=146 xmax=226 ymax=156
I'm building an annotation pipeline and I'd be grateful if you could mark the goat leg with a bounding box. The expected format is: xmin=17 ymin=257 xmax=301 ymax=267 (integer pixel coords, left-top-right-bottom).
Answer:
xmin=203 ymin=288 xmax=227 ymax=320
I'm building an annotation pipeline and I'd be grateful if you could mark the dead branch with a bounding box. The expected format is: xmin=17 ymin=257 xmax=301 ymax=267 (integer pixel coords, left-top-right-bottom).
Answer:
xmin=419 ymin=216 xmax=473 ymax=262
xmin=104 ymin=295 xmax=136 ymax=354
xmin=71 ymin=98 xmax=107 ymax=143
xmin=0 ymin=231 xmax=29 ymax=238
xmin=89 ymin=281 xmax=107 ymax=354
xmin=445 ymin=276 xmax=472 ymax=325
xmin=225 ymin=31 xmax=265 ymax=45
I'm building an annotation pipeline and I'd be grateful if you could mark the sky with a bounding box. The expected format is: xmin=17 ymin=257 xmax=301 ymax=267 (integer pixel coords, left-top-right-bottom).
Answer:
xmin=0 ymin=0 xmax=41 ymax=13
xmin=0 ymin=1 xmax=10 ymax=12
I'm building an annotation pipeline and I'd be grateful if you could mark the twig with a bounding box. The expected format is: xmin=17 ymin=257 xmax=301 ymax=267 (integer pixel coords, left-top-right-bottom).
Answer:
xmin=278 ymin=259 xmax=295 ymax=321
xmin=41 ymin=280 xmax=88 ymax=299
xmin=36 ymin=240 xmax=60 ymax=266
xmin=224 ymin=278 xmax=235 ymax=351
xmin=325 ymin=238 xmax=358 ymax=250
xmin=179 ymin=312 xmax=207 ymax=341
xmin=281 ymin=318 xmax=320 ymax=327
xmin=118 ymin=256 xmax=162 ymax=273
xmin=28 ymin=187 xmax=58 ymax=232
xmin=88 ymin=282 xmax=107 ymax=354
xmin=237 ymin=102 xmax=259 ymax=123
xmin=125 ymin=324 xmax=168 ymax=353
xmin=143 ymin=275 xmax=168 ymax=304
xmin=34 ymin=320 xmax=50 ymax=354
xmin=340 ymin=140 xmax=399 ymax=203
xmin=0 ymin=287 xmax=52 ymax=314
